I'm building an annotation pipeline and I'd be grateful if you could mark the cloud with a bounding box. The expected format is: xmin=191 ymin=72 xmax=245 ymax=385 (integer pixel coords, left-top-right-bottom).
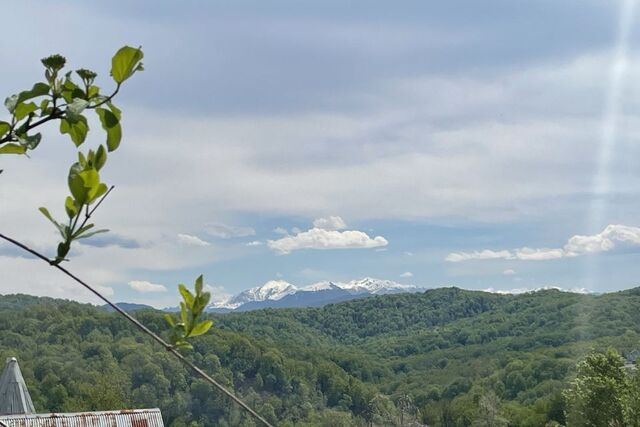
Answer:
xmin=313 ymin=216 xmax=347 ymax=230
xmin=268 ymin=226 xmax=388 ymax=254
xmin=128 ymin=280 xmax=168 ymax=293
xmin=246 ymin=240 xmax=263 ymax=246
xmin=205 ymin=223 xmax=255 ymax=239
xmin=446 ymin=224 xmax=640 ymax=262
xmin=273 ymin=227 xmax=289 ymax=235
xmin=204 ymin=284 xmax=232 ymax=306
xmin=503 ymin=269 xmax=516 ymax=276
xmin=177 ymin=233 xmax=211 ymax=247
xmin=514 ymin=247 xmax=564 ymax=261
xmin=78 ymin=234 xmax=143 ymax=249
xmin=564 ymin=224 xmax=640 ymax=256
xmin=445 ymin=249 xmax=513 ymax=262
xmin=400 ymin=271 xmax=413 ymax=278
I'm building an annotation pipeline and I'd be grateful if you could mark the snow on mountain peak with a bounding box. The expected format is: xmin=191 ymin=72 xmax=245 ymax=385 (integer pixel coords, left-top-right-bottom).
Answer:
xmin=300 ymin=281 xmax=342 ymax=292
xmin=210 ymin=277 xmax=419 ymax=310
xmin=221 ymin=280 xmax=298 ymax=309
xmin=341 ymin=277 xmax=417 ymax=294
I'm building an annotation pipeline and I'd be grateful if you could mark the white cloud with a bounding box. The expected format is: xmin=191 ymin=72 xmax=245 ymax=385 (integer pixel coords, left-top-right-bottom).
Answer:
xmin=177 ymin=233 xmax=210 ymax=247
xmin=128 ymin=280 xmax=168 ymax=293
xmin=205 ymin=223 xmax=255 ymax=239
xmin=400 ymin=271 xmax=413 ymax=278
xmin=564 ymin=224 xmax=640 ymax=256
xmin=268 ymin=227 xmax=388 ymax=254
xmin=503 ymin=269 xmax=516 ymax=276
xmin=445 ymin=249 xmax=513 ymax=262
xmin=446 ymin=224 xmax=640 ymax=262
xmin=204 ymin=284 xmax=232 ymax=306
xmin=313 ymin=216 xmax=347 ymax=230
xmin=514 ymin=247 xmax=564 ymax=261
xmin=273 ymin=227 xmax=289 ymax=235
xmin=246 ymin=240 xmax=263 ymax=246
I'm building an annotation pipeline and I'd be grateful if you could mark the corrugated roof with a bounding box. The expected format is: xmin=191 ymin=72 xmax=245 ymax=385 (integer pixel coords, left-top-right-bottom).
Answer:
xmin=0 ymin=358 xmax=35 ymax=415
xmin=0 ymin=408 xmax=165 ymax=427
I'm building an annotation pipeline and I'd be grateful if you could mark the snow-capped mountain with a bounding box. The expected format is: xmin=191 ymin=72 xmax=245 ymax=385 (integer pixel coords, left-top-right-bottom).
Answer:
xmin=215 ymin=280 xmax=297 ymax=310
xmin=209 ymin=278 xmax=422 ymax=312
xmin=337 ymin=277 xmax=418 ymax=294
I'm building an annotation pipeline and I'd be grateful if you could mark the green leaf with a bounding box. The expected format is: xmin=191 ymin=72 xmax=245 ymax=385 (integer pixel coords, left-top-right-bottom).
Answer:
xmin=87 ymin=85 xmax=100 ymax=99
xmin=180 ymin=301 xmax=189 ymax=326
xmin=0 ymin=144 xmax=26 ymax=155
xmin=14 ymin=102 xmax=38 ymax=121
xmin=39 ymin=207 xmax=58 ymax=225
xmin=64 ymin=196 xmax=78 ymax=219
xmin=178 ymin=284 xmax=195 ymax=307
xmin=188 ymin=320 xmax=213 ymax=338
xmin=66 ymin=98 xmax=89 ymax=122
xmin=94 ymin=145 xmax=107 ymax=171
xmin=108 ymin=102 xmax=122 ymax=120
xmin=61 ymin=74 xmax=85 ymax=103
xmin=195 ymin=275 xmax=204 ymax=294
xmin=175 ymin=341 xmax=193 ymax=350
xmin=111 ymin=46 xmax=144 ymax=84
xmin=4 ymin=95 xmax=18 ymax=113
xmin=18 ymin=133 xmax=42 ymax=150
xmin=200 ymin=291 xmax=211 ymax=308
xmin=39 ymin=207 xmax=66 ymax=238
xmin=164 ymin=314 xmax=176 ymax=327
xmin=79 ymin=168 xmax=99 ymax=190
xmin=75 ymin=228 xmax=109 ymax=240
xmin=16 ymin=82 xmax=50 ymax=104
xmin=68 ymin=163 xmax=88 ymax=204
xmin=0 ymin=122 xmax=9 ymax=137
xmin=60 ymin=116 xmax=88 ymax=147
xmin=95 ymin=107 xmax=121 ymax=151
xmin=88 ymin=183 xmax=108 ymax=203
xmin=39 ymin=99 xmax=50 ymax=115
xmin=73 ymin=223 xmax=94 ymax=236
xmin=56 ymin=241 xmax=70 ymax=262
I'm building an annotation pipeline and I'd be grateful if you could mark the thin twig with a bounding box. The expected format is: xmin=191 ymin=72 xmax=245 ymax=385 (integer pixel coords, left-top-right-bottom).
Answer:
xmin=87 ymin=84 xmax=120 ymax=109
xmin=0 ymin=232 xmax=273 ymax=427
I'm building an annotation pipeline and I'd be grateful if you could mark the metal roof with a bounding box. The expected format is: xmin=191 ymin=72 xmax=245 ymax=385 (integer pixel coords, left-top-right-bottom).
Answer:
xmin=0 ymin=408 xmax=165 ymax=427
xmin=0 ymin=358 xmax=35 ymax=415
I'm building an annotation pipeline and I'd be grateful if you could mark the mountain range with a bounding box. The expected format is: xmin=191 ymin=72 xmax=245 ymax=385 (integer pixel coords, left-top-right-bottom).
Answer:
xmin=206 ymin=277 xmax=423 ymax=312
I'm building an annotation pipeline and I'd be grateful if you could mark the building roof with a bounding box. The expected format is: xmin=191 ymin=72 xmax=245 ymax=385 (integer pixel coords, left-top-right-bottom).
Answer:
xmin=0 ymin=358 xmax=35 ymax=415
xmin=0 ymin=408 xmax=165 ymax=427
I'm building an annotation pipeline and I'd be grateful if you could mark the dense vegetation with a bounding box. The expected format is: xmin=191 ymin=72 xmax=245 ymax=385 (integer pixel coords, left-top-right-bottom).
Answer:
xmin=2 ymin=287 xmax=640 ymax=426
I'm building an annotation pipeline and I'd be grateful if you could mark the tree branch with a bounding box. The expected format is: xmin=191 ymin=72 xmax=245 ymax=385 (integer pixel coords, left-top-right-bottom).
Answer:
xmin=0 ymin=109 xmax=64 ymax=145
xmin=0 ymin=232 xmax=273 ymax=427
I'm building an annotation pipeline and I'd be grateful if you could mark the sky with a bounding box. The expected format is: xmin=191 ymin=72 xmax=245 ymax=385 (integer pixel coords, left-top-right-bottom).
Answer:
xmin=2 ymin=0 xmax=640 ymax=307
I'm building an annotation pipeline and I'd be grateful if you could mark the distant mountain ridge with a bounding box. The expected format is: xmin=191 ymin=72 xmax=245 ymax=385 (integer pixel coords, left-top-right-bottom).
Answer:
xmin=102 ymin=302 xmax=154 ymax=312
xmin=207 ymin=277 xmax=423 ymax=312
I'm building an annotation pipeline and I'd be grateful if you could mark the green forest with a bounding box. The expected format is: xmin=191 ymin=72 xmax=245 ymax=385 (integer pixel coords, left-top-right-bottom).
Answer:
xmin=2 ymin=287 xmax=640 ymax=426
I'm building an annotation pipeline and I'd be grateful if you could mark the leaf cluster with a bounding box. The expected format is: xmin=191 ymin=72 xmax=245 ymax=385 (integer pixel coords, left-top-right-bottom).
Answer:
xmin=164 ymin=275 xmax=214 ymax=349
xmin=0 ymin=46 xmax=144 ymax=263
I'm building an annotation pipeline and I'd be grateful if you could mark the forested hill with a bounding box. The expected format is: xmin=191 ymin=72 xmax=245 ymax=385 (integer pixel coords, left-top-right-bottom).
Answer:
xmin=2 ymin=287 xmax=640 ymax=426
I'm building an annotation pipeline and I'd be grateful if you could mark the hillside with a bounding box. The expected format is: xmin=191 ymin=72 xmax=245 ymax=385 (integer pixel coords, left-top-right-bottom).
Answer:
xmin=1 ymin=288 xmax=640 ymax=426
